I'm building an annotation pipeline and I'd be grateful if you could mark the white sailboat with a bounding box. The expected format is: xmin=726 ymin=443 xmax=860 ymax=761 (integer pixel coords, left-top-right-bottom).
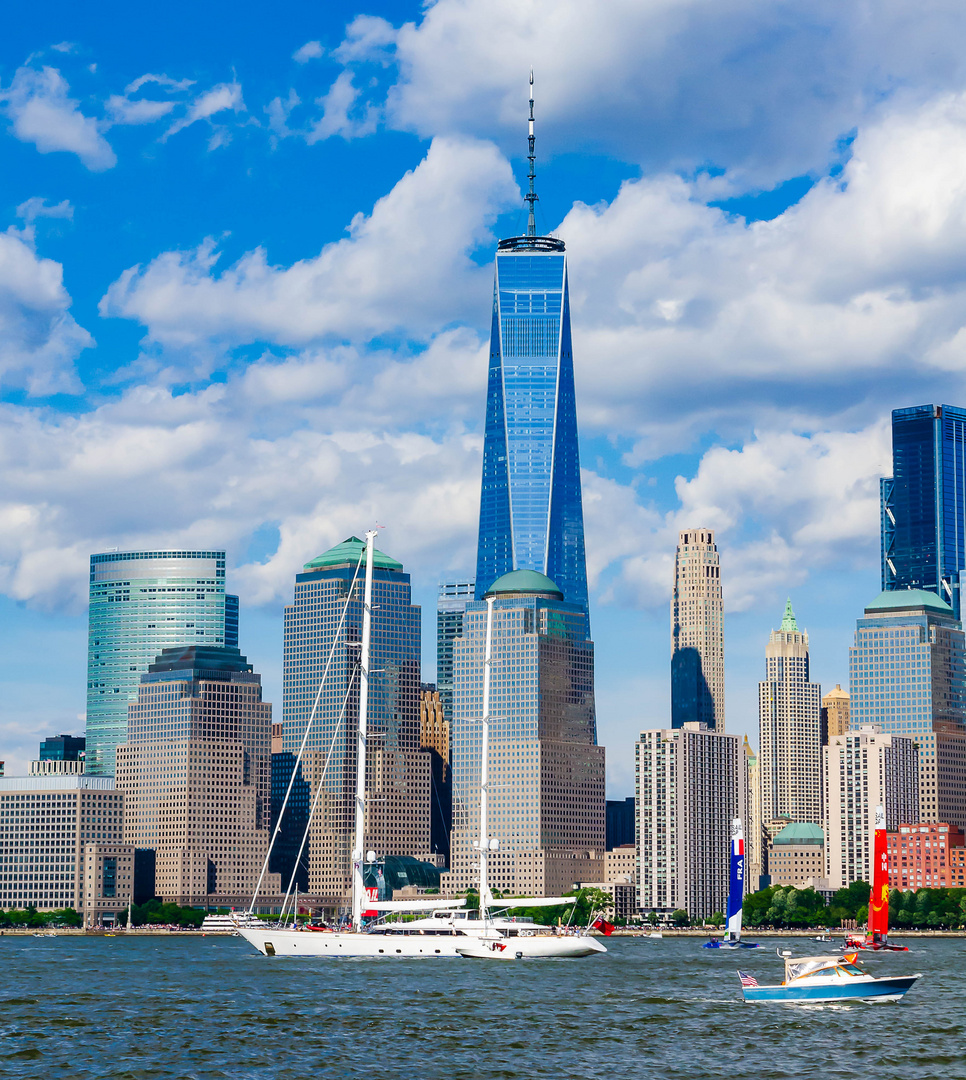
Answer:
xmin=238 ymin=534 xmax=604 ymax=958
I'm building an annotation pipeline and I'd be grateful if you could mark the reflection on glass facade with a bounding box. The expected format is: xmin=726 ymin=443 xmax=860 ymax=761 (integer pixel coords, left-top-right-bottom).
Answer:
xmin=86 ymin=549 xmax=238 ymax=777
xmin=882 ymin=404 xmax=966 ymax=618
xmin=436 ymin=577 xmax=475 ymax=727
xmin=475 ymin=239 xmax=589 ymax=611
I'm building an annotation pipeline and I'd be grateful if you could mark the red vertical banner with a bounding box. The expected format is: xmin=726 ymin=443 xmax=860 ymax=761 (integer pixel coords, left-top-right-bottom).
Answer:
xmin=363 ymin=886 xmax=380 ymax=918
xmin=868 ymin=817 xmax=889 ymax=942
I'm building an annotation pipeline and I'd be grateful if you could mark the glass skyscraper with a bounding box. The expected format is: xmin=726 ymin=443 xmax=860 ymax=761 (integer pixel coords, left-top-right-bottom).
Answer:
xmin=881 ymin=403 xmax=966 ymax=618
xmin=849 ymin=589 xmax=966 ymax=830
xmin=436 ymin=577 xmax=475 ymax=726
xmin=474 ymin=90 xmax=588 ymax=610
xmin=86 ymin=549 xmax=238 ymax=777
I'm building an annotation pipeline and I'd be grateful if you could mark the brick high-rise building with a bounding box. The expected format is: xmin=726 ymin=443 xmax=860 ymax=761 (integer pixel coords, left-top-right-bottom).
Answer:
xmin=282 ymin=537 xmax=431 ymax=911
xmin=449 ymin=570 xmax=605 ymax=897
xmin=116 ymin=646 xmax=277 ymax=906
xmin=887 ymin=823 xmax=965 ymax=890
xmin=758 ymin=599 xmax=823 ymax=828
xmin=636 ymin=723 xmax=748 ymax=920
xmin=824 ymin=725 xmax=919 ymax=890
xmin=671 ymin=529 xmax=724 ymax=730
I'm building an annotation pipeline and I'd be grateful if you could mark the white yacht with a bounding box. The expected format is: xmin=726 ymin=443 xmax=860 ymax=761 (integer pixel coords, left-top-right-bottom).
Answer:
xmin=201 ymin=912 xmax=263 ymax=932
xmin=238 ymin=531 xmax=606 ymax=960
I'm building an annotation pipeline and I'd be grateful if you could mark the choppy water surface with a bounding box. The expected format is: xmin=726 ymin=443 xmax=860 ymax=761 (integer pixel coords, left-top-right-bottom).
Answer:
xmin=1 ymin=935 xmax=963 ymax=1079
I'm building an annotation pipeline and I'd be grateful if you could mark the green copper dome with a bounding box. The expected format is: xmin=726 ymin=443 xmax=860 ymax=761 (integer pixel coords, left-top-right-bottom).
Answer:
xmin=303 ymin=536 xmax=403 ymax=573
xmin=484 ymin=569 xmax=563 ymax=599
xmin=779 ymin=598 xmax=799 ymax=632
xmin=864 ymin=588 xmax=953 ymax=615
xmin=773 ymin=822 xmax=824 ymax=846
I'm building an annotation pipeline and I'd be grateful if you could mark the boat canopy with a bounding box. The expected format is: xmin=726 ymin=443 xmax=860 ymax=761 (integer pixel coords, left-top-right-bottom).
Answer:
xmin=785 ymin=955 xmax=844 ymax=980
xmin=367 ymin=898 xmax=468 ymax=912
xmin=495 ymin=897 xmax=574 ymax=909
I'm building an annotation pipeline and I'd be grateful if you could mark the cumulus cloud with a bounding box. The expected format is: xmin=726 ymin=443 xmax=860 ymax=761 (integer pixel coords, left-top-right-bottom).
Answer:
xmin=293 ymin=40 xmax=324 ymax=63
xmin=323 ymin=0 xmax=966 ymax=188
xmin=307 ymin=71 xmax=378 ymax=141
xmin=101 ymin=136 xmax=517 ymax=347
xmin=0 ymin=225 xmax=91 ymax=394
xmin=0 ymin=65 xmax=116 ymax=170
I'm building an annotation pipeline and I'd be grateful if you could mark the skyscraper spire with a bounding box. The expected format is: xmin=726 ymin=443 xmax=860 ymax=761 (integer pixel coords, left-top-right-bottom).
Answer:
xmin=780 ymin=598 xmax=799 ymax=632
xmin=526 ymin=69 xmax=537 ymax=237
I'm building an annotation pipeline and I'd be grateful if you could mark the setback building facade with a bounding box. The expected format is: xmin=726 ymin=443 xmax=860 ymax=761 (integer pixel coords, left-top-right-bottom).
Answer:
xmin=824 ymin=725 xmax=920 ymax=890
xmin=636 ymin=723 xmax=748 ymax=921
xmin=437 ymin=578 xmax=475 ymax=726
xmin=282 ymin=537 xmax=431 ymax=911
xmin=758 ymin=600 xmax=823 ymax=828
xmin=449 ymin=570 xmax=605 ymax=897
xmin=116 ymin=646 xmax=277 ymax=906
xmin=848 ymin=589 xmax=966 ymax=830
xmin=86 ymin=549 xmax=238 ymax=776
xmin=881 ymin=403 xmax=966 ymax=618
xmin=671 ymin=529 xmax=724 ymax=730
xmin=821 ymin=685 xmax=850 ymax=744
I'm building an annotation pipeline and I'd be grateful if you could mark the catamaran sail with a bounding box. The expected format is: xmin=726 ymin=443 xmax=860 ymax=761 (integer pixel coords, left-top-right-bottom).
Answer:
xmin=847 ymin=805 xmax=908 ymax=952
xmin=703 ymin=817 xmax=758 ymax=950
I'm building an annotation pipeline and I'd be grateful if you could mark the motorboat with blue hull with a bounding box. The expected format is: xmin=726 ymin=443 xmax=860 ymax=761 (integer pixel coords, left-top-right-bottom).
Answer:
xmin=738 ymin=955 xmax=922 ymax=1004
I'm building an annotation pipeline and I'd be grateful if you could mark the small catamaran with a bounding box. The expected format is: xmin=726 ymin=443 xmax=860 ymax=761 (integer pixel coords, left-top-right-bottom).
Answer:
xmin=846 ymin=805 xmax=908 ymax=952
xmin=703 ymin=818 xmax=759 ymax=950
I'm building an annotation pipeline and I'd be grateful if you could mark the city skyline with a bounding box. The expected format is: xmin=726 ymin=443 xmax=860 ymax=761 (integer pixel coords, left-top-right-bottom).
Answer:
xmin=9 ymin=6 xmax=966 ymax=797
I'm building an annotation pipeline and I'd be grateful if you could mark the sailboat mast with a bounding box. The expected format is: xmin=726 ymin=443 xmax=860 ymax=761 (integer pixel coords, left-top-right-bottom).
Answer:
xmin=478 ymin=596 xmax=495 ymax=917
xmin=351 ymin=530 xmax=377 ymax=931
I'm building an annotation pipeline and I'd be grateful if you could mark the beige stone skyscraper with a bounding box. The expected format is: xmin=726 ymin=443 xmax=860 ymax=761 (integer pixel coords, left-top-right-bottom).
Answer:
xmin=758 ymin=600 xmax=823 ymax=829
xmin=671 ymin=529 xmax=724 ymax=730
xmin=117 ymin=646 xmax=279 ymax=906
xmin=821 ymin=684 xmax=850 ymax=743
xmin=743 ymin=734 xmax=762 ymax=894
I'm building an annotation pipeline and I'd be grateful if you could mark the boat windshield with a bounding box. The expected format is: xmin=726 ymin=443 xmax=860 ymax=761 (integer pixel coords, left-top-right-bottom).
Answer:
xmin=835 ymin=963 xmax=865 ymax=977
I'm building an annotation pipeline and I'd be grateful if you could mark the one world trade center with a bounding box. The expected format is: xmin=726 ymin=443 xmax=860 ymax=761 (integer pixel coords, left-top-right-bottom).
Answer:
xmin=474 ymin=75 xmax=589 ymax=611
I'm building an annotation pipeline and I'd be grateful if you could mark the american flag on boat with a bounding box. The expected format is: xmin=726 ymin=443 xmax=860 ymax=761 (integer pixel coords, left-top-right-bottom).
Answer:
xmin=738 ymin=971 xmax=759 ymax=988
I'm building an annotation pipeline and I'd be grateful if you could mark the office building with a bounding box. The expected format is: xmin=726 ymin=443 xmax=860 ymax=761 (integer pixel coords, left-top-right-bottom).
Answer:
xmin=824 ymin=725 xmax=919 ymax=889
xmin=449 ymin=570 xmax=605 ymax=897
xmin=86 ymin=549 xmax=238 ymax=776
xmin=767 ymin=822 xmax=824 ymax=888
xmin=821 ymin=685 xmax=850 ymax=744
xmin=887 ymin=823 xmax=965 ymax=890
xmin=671 ymin=529 xmax=724 ymax=730
xmin=881 ymin=403 xmax=966 ymax=618
xmin=39 ymin=735 xmax=85 ymax=762
xmin=636 ymin=723 xmax=748 ymax=920
xmin=758 ymin=600 xmax=823 ymax=828
xmin=437 ymin=578 xmax=475 ymax=726
xmin=474 ymin=92 xmax=588 ymax=612
xmin=269 ymin=722 xmax=310 ymax=894
xmin=0 ymin=771 xmax=132 ymax=919
xmin=848 ymin=590 xmax=966 ymax=830
xmin=282 ymin=537 xmax=431 ymax=910
xmin=420 ymin=687 xmax=452 ymax=864
xmin=116 ymin=646 xmax=277 ymax=906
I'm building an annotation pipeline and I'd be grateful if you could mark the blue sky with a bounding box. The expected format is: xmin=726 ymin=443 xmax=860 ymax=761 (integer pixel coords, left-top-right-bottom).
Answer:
xmin=5 ymin=2 xmax=966 ymax=793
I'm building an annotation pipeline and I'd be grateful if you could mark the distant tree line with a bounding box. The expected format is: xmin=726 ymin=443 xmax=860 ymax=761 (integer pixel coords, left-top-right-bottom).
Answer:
xmin=742 ymin=883 xmax=966 ymax=929
xmin=0 ymin=906 xmax=82 ymax=929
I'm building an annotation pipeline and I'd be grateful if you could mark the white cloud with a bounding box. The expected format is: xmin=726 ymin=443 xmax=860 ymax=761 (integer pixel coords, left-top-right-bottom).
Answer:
xmin=0 ymin=226 xmax=91 ymax=394
xmin=106 ymin=95 xmax=176 ymax=125
xmin=307 ymin=71 xmax=378 ymax=142
xmin=125 ymin=73 xmax=195 ymax=95
xmin=293 ymin=40 xmax=324 ymax=64
xmin=0 ymin=65 xmax=116 ymax=170
xmin=16 ymin=197 xmax=73 ymax=223
xmin=101 ymin=136 xmax=517 ymax=347
xmin=265 ymin=89 xmax=300 ymax=138
xmin=164 ymin=81 xmax=245 ymax=140
xmin=333 ymin=15 xmax=397 ymax=64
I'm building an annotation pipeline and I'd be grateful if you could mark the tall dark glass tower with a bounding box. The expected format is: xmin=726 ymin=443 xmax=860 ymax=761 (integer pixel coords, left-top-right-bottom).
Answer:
xmin=475 ymin=76 xmax=589 ymax=609
xmin=881 ymin=404 xmax=966 ymax=618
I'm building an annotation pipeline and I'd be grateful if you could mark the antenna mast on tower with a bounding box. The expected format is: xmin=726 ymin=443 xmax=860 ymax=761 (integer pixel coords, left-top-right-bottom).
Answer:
xmin=526 ymin=69 xmax=537 ymax=237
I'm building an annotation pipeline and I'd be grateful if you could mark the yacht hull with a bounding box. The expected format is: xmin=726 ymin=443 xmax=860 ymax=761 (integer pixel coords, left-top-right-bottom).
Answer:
xmin=455 ymin=935 xmax=607 ymax=959
xmin=237 ymin=927 xmax=469 ymax=957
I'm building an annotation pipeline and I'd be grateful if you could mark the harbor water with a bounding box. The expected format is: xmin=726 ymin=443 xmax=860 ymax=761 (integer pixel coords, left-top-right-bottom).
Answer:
xmin=1 ymin=935 xmax=962 ymax=1079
